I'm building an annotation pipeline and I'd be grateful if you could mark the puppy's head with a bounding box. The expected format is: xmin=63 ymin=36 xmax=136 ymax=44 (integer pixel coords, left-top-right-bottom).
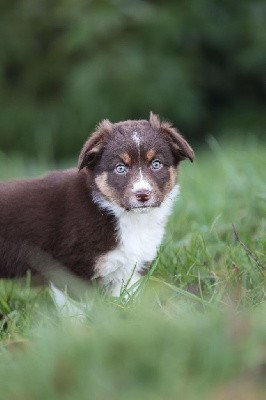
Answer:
xmin=79 ymin=113 xmax=194 ymax=212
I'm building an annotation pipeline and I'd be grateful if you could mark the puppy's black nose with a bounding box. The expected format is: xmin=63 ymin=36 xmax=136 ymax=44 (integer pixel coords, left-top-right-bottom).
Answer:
xmin=135 ymin=190 xmax=151 ymax=203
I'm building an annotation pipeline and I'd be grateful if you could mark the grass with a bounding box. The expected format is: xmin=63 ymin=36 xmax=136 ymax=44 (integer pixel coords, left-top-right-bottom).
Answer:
xmin=0 ymin=136 xmax=265 ymax=399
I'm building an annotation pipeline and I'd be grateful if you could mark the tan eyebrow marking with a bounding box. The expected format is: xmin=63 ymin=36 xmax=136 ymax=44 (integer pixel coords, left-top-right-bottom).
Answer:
xmin=146 ymin=149 xmax=155 ymax=162
xmin=120 ymin=152 xmax=131 ymax=165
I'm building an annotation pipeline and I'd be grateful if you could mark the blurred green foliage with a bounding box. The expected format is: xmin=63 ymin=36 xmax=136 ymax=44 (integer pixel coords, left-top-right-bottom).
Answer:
xmin=0 ymin=0 xmax=265 ymax=160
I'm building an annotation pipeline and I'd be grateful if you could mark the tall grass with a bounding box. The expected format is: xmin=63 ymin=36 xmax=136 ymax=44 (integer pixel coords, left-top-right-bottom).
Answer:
xmin=0 ymin=137 xmax=265 ymax=399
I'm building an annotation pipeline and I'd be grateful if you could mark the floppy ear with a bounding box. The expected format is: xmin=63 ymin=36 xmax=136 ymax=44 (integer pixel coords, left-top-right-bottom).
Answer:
xmin=78 ymin=119 xmax=112 ymax=170
xmin=149 ymin=112 xmax=194 ymax=163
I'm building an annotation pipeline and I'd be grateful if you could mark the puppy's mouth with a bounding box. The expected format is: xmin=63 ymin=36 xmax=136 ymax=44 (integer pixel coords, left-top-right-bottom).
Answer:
xmin=124 ymin=207 xmax=156 ymax=215
xmin=125 ymin=198 xmax=161 ymax=212
xmin=126 ymin=204 xmax=157 ymax=212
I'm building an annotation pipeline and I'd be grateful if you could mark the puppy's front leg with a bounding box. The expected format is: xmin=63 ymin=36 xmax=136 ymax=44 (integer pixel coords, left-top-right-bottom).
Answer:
xmin=50 ymin=283 xmax=88 ymax=320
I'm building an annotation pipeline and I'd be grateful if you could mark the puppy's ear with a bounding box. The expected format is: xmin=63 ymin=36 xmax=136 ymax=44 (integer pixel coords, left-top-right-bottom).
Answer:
xmin=78 ymin=119 xmax=112 ymax=170
xmin=161 ymin=122 xmax=195 ymax=163
xmin=149 ymin=112 xmax=194 ymax=163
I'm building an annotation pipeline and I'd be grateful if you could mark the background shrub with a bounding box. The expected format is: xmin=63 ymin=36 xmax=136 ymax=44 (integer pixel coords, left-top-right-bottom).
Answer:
xmin=0 ymin=0 xmax=265 ymax=160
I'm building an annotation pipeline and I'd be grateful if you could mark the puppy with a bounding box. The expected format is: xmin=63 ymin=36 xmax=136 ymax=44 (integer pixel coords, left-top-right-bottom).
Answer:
xmin=0 ymin=113 xmax=194 ymax=300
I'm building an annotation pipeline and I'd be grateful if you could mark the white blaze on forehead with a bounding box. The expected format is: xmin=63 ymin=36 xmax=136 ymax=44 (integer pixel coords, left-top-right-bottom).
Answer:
xmin=131 ymin=131 xmax=152 ymax=193
xmin=132 ymin=131 xmax=141 ymax=146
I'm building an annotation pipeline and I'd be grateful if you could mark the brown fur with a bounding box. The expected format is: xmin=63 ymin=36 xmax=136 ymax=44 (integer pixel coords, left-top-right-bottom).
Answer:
xmin=95 ymin=172 xmax=119 ymax=205
xmin=120 ymin=152 xmax=131 ymax=165
xmin=0 ymin=113 xmax=194 ymax=284
xmin=146 ymin=149 xmax=156 ymax=162
xmin=0 ymin=170 xmax=117 ymax=280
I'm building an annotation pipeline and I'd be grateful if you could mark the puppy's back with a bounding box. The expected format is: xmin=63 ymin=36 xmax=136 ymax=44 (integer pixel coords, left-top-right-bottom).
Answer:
xmin=0 ymin=169 xmax=116 ymax=279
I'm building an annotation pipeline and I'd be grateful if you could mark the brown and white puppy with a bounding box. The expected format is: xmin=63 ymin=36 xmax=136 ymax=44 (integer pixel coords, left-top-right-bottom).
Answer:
xmin=0 ymin=113 xmax=194 ymax=302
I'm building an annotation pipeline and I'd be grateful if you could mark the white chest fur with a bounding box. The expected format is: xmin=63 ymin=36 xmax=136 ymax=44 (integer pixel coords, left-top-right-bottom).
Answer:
xmin=93 ymin=185 xmax=179 ymax=296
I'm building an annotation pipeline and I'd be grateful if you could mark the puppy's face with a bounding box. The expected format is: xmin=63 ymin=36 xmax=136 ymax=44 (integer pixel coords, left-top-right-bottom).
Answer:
xmin=79 ymin=113 xmax=194 ymax=212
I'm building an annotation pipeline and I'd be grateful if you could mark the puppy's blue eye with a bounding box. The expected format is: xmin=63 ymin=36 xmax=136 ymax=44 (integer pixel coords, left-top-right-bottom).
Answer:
xmin=115 ymin=163 xmax=127 ymax=174
xmin=151 ymin=160 xmax=162 ymax=170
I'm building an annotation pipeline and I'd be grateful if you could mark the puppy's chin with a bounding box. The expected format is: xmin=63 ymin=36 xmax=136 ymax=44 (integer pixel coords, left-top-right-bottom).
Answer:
xmin=127 ymin=206 xmax=157 ymax=214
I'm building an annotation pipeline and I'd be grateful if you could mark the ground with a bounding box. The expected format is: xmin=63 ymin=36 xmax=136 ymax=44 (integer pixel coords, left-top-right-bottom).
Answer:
xmin=0 ymin=136 xmax=265 ymax=399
